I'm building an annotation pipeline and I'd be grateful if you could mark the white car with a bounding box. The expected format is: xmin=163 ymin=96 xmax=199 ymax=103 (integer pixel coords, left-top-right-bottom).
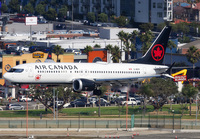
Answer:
xmin=121 ymin=97 xmax=137 ymax=105
xmin=18 ymin=46 xmax=29 ymax=52
xmin=63 ymin=102 xmax=70 ymax=108
xmin=19 ymin=95 xmax=32 ymax=102
xmin=0 ymin=107 xmax=3 ymax=111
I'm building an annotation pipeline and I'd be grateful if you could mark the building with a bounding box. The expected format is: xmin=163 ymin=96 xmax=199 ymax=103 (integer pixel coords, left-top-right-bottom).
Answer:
xmin=134 ymin=0 xmax=173 ymax=24
xmin=61 ymin=0 xmax=121 ymax=19
xmin=4 ymin=0 xmax=173 ymax=25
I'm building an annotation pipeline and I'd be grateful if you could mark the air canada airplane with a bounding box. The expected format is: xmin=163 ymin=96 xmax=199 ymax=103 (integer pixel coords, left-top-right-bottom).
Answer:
xmin=3 ymin=26 xmax=172 ymax=95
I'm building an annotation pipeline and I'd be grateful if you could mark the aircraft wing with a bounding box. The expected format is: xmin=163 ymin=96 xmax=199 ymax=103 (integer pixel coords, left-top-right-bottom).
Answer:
xmin=95 ymin=75 xmax=161 ymax=86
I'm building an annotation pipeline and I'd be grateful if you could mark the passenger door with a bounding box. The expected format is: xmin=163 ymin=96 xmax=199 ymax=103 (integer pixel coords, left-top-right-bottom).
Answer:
xmin=28 ymin=66 xmax=33 ymax=77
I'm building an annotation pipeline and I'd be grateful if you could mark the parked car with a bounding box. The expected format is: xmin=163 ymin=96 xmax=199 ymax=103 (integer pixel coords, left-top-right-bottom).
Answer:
xmin=110 ymin=98 xmax=123 ymax=105
xmin=19 ymin=95 xmax=32 ymax=102
xmin=63 ymin=102 xmax=70 ymax=108
xmin=95 ymin=99 xmax=110 ymax=106
xmin=121 ymin=97 xmax=137 ymax=105
xmin=0 ymin=107 xmax=3 ymax=111
xmin=65 ymin=49 xmax=82 ymax=55
xmin=18 ymin=46 xmax=29 ymax=52
xmin=6 ymin=104 xmax=24 ymax=110
xmin=29 ymin=46 xmax=48 ymax=53
xmin=88 ymin=97 xmax=97 ymax=104
xmin=70 ymin=101 xmax=88 ymax=107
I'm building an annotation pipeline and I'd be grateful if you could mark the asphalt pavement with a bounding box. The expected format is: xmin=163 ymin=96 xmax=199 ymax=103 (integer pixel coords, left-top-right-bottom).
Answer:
xmin=0 ymin=128 xmax=200 ymax=139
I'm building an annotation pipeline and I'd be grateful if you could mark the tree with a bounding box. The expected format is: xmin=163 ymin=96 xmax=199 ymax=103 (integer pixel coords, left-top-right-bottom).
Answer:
xmin=83 ymin=45 xmax=93 ymax=61
xmin=87 ymin=12 xmax=95 ymax=23
xmin=139 ymin=83 xmax=153 ymax=115
xmin=122 ymin=32 xmax=134 ymax=62
xmin=45 ymin=8 xmax=57 ymax=21
xmin=58 ymin=6 xmax=68 ymax=19
xmin=1 ymin=4 xmax=8 ymax=13
xmin=115 ymin=16 xmax=128 ymax=27
xmin=139 ymin=23 xmax=154 ymax=32
xmin=139 ymin=31 xmax=154 ymax=55
xmin=35 ymin=4 xmax=45 ymax=15
xmin=148 ymin=78 xmax=178 ymax=110
xmin=117 ymin=30 xmax=125 ymax=62
xmin=8 ymin=0 xmax=20 ymax=13
xmin=131 ymin=30 xmax=138 ymax=59
xmin=32 ymin=85 xmax=73 ymax=114
xmin=186 ymin=46 xmax=200 ymax=77
xmin=94 ymin=44 xmax=101 ymax=48
xmin=117 ymin=30 xmax=138 ymax=62
xmin=105 ymin=44 xmax=121 ymax=63
xmin=52 ymin=45 xmax=64 ymax=62
xmin=157 ymin=22 xmax=166 ymax=31
xmin=167 ymin=40 xmax=177 ymax=68
xmin=98 ymin=13 xmax=108 ymax=22
xmin=111 ymin=45 xmax=121 ymax=63
xmin=182 ymin=84 xmax=198 ymax=116
xmin=24 ymin=3 xmax=34 ymax=14
xmin=98 ymin=85 xmax=107 ymax=117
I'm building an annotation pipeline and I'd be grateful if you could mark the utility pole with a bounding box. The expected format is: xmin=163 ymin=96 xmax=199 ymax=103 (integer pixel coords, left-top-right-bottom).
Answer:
xmin=71 ymin=0 xmax=73 ymax=30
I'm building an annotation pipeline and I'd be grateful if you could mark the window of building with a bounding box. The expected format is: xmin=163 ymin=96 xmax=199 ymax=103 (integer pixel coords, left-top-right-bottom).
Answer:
xmin=16 ymin=61 xmax=20 ymax=65
xmin=157 ymin=12 xmax=163 ymax=18
xmin=23 ymin=61 xmax=26 ymax=64
xmin=157 ymin=3 xmax=162 ymax=8
xmin=153 ymin=2 xmax=156 ymax=8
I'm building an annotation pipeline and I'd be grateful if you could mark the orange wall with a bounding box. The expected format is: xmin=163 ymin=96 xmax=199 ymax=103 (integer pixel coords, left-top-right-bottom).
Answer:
xmin=88 ymin=50 xmax=107 ymax=63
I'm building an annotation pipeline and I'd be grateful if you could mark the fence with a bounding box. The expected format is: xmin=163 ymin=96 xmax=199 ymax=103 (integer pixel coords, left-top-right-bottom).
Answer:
xmin=0 ymin=115 xmax=191 ymax=129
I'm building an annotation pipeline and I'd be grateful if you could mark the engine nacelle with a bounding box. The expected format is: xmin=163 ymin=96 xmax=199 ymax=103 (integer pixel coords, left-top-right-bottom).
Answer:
xmin=73 ymin=79 xmax=95 ymax=92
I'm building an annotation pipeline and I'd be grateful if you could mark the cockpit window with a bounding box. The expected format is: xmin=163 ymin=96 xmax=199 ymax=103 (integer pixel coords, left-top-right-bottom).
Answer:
xmin=7 ymin=68 xmax=24 ymax=73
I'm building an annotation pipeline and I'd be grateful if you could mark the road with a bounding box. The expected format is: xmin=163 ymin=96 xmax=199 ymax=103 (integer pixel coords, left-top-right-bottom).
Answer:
xmin=0 ymin=129 xmax=200 ymax=139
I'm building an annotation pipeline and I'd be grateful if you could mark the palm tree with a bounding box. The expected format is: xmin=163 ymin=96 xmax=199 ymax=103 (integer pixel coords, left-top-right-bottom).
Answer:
xmin=117 ymin=31 xmax=137 ymax=62
xmin=186 ymin=46 xmax=200 ymax=77
xmin=111 ymin=45 xmax=121 ymax=63
xmin=117 ymin=31 xmax=125 ymax=62
xmin=83 ymin=45 xmax=93 ymax=61
xmin=105 ymin=44 xmax=113 ymax=63
xmin=131 ymin=30 xmax=138 ymax=59
xmin=52 ymin=45 xmax=64 ymax=62
xmin=139 ymin=31 xmax=154 ymax=55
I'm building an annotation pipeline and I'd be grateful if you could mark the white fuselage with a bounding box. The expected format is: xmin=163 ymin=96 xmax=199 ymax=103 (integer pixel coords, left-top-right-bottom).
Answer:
xmin=3 ymin=62 xmax=168 ymax=85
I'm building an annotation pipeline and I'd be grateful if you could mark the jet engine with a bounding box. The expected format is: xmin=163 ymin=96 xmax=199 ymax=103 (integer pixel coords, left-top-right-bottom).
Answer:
xmin=73 ymin=79 xmax=95 ymax=92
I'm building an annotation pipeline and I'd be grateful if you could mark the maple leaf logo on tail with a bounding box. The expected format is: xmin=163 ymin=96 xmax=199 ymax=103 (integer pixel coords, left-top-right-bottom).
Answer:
xmin=151 ymin=44 xmax=164 ymax=61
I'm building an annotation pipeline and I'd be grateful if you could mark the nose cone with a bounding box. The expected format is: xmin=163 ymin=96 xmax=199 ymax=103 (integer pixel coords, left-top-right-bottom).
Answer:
xmin=3 ymin=72 xmax=11 ymax=82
